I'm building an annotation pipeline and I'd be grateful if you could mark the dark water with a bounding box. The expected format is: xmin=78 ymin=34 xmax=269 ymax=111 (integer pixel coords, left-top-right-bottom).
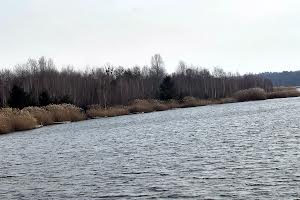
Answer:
xmin=1 ymin=98 xmax=300 ymax=199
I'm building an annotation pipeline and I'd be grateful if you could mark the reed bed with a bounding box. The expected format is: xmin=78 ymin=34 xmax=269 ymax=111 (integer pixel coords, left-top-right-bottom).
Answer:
xmin=45 ymin=104 xmax=86 ymax=122
xmin=234 ymin=88 xmax=267 ymax=102
xmin=267 ymin=87 xmax=300 ymax=99
xmin=23 ymin=107 xmax=53 ymax=125
xmin=0 ymin=104 xmax=86 ymax=134
xmin=87 ymin=105 xmax=129 ymax=118
xmin=1 ymin=87 xmax=299 ymax=135
xmin=0 ymin=108 xmax=37 ymax=134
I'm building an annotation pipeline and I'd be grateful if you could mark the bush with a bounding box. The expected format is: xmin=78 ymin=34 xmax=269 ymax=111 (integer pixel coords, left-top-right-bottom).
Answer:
xmin=234 ymin=88 xmax=267 ymax=102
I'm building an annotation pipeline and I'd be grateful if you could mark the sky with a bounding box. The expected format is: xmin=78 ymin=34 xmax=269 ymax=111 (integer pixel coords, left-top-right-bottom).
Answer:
xmin=1 ymin=0 xmax=300 ymax=74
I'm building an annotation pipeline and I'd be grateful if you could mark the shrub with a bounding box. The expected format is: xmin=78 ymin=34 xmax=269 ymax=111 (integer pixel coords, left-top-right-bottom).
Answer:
xmin=234 ymin=88 xmax=267 ymax=102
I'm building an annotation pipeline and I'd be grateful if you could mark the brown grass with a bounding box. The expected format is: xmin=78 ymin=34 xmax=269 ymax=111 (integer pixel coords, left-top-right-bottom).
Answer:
xmin=23 ymin=107 xmax=54 ymax=125
xmin=12 ymin=111 xmax=37 ymax=131
xmin=45 ymin=104 xmax=86 ymax=122
xmin=0 ymin=104 xmax=87 ymax=134
xmin=0 ymin=114 xmax=13 ymax=134
xmin=234 ymin=88 xmax=267 ymax=102
xmin=128 ymin=99 xmax=156 ymax=113
xmin=61 ymin=104 xmax=87 ymax=122
xmin=273 ymin=86 xmax=297 ymax=92
xmin=181 ymin=96 xmax=212 ymax=107
xmin=87 ymin=106 xmax=129 ymax=118
xmin=267 ymin=87 xmax=300 ymax=99
xmin=0 ymin=108 xmax=38 ymax=133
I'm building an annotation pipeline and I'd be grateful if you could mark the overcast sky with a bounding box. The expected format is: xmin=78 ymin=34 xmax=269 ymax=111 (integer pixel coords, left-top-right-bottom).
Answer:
xmin=1 ymin=0 xmax=300 ymax=73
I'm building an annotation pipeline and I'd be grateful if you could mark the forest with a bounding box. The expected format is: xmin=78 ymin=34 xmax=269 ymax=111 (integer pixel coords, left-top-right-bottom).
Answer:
xmin=260 ymin=71 xmax=300 ymax=86
xmin=0 ymin=55 xmax=273 ymax=108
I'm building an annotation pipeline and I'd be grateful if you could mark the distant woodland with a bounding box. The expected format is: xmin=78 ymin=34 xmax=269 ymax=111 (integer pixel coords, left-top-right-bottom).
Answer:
xmin=260 ymin=71 xmax=300 ymax=86
xmin=0 ymin=55 xmax=273 ymax=108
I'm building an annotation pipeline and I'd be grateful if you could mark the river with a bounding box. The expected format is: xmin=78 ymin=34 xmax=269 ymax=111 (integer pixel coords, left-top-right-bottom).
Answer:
xmin=1 ymin=97 xmax=300 ymax=199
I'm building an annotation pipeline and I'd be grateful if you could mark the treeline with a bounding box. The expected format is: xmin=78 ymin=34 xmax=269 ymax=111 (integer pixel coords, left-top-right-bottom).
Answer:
xmin=260 ymin=71 xmax=300 ymax=86
xmin=0 ymin=55 xmax=273 ymax=108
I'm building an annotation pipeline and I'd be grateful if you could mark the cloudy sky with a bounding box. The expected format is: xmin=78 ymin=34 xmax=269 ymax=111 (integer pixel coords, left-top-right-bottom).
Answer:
xmin=1 ymin=0 xmax=300 ymax=73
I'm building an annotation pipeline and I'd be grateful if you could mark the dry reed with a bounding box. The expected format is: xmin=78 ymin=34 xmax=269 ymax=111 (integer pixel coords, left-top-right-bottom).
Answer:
xmin=234 ymin=88 xmax=267 ymax=102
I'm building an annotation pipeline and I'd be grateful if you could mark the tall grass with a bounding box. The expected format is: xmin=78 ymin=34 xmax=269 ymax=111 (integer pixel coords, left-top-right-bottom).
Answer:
xmin=0 ymin=108 xmax=37 ymax=134
xmin=267 ymin=87 xmax=300 ymax=99
xmin=87 ymin=105 xmax=129 ymax=118
xmin=128 ymin=99 xmax=156 ymax=113
xmin=0 ymin=114 xmax=12 ymax=134
xmin=23 ymin=107 xmax=53 ymax=125
xmin=0 ymin=104 xmax=86 ymax=134
xmin=45 ymin=104 xmax=86 ymax=122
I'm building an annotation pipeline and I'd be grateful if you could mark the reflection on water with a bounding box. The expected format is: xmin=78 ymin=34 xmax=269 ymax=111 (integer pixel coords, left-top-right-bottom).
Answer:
xmin=1 ymin=97 xmax=300 ymax=199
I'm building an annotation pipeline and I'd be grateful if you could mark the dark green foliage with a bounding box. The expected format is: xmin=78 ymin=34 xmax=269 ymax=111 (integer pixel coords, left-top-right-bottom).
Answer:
xmin=58 ymin=95 xmax=73 ymax=104
xmin=39 ymin=90 xmax=51 ymax=106
xmin=8 ymin=85 xmax=36 ymax=108
xmin=159 ymin=76 xmax=176 ymax=100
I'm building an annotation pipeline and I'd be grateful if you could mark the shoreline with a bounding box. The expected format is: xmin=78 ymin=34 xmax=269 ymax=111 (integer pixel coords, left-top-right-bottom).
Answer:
xmin=1 ymin=87 xmax=300 ymax=135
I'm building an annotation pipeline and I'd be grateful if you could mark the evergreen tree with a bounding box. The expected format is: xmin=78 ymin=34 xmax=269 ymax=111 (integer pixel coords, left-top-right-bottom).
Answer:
xmin=8 ymin=85 xmax=27 ymax=108
xmin=39 ymin=90 xmax=51 ymax=106
xmin=159 ymin=76 xmax=176 ymax=100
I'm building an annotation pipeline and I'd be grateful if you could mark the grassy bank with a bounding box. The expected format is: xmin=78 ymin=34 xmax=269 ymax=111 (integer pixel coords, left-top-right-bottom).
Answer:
xmin=1 ymin=87 xmax=300 ymax=135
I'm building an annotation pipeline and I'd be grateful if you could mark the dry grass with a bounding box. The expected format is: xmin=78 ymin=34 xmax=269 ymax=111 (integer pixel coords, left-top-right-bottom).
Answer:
xmin=12 ymin=111 xmax=37 ymax=131
xmin=267 ymin=87 xmax=300 ymax=99
xmin=234 ymin=88 xmax=267 ymax=102
xmin=165 ymin=99 xmax=182 ymax=109
xmin=23 ymin=107 xmax=54 ymax=125
xmin=181 ymin=96 xmax=212 ymax=107
xmin=61 ymin=104 xmax=87 ymax=122
xmin=148 ymin=99 xmax=170 ymax=111
xmin=0 ymin=108 xmax=37 ymax=133
xmin=128 ymin=99 xmax=156 ymax=113
xmin=0 ymin=104 xmax=86 ymax=134
xmin=273 ymin=86 xmax=297 ymax=92
xmin=87 ymin=106 xmax=129 ymax=118
xmin=45 ymin=104 xmax=86 ymax=122
xmin=220 ymin=97 xmax=237 ymax=104
xmin=0 ymin=114 xmax=13 ymax=134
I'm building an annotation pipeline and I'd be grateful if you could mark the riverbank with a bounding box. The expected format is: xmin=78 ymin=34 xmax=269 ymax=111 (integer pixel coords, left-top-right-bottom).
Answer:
xmin=1 ymin=87 xmax=299 ymax=135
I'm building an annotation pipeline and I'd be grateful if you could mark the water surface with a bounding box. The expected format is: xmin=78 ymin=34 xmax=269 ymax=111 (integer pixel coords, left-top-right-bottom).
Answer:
xmin=1 ymin=97 xmax=300 ymax=199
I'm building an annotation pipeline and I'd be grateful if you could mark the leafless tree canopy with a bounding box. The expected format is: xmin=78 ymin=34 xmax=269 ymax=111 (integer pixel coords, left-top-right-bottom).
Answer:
xmin=0 ymin=56 xmax=273 ymax=107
